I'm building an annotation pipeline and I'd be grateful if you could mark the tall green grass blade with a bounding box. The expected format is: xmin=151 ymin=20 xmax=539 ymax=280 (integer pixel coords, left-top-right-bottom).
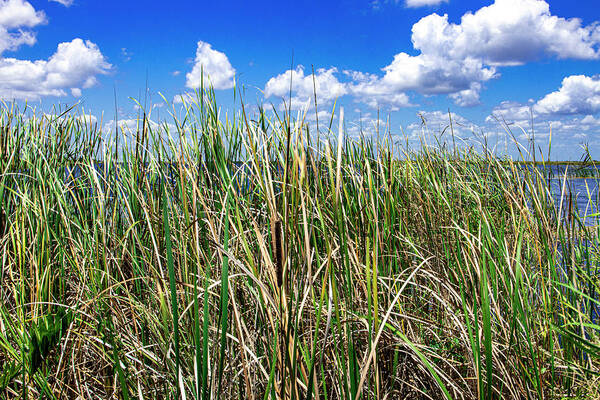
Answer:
xmin=163 ymin=181 xmax=181 ymax=397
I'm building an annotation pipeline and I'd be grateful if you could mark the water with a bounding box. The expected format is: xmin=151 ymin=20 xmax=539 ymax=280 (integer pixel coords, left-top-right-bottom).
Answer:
xmin=538 ymin=166 xmax=600 ymax=330
xmin=548 ymin=178 xmax=599 ymax=224
xmin=528 ymin=164 xmax=600 ymax=226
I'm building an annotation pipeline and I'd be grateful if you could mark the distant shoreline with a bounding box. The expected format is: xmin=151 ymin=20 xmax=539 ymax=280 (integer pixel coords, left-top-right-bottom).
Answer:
xmin=512 ymin=160 xmax=600 ymax=166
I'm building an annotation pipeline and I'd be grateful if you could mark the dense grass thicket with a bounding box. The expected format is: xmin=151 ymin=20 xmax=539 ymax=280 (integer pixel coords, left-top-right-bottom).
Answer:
xmin=1 ymin=89 xmax=599 ymax=399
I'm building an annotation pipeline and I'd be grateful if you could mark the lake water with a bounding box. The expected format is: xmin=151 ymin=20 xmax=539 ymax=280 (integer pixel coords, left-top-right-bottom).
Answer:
xmin=547 ymin=178 xmax=599 ymax=225
xmin=534 ymin=165 xmax=600 ymax=226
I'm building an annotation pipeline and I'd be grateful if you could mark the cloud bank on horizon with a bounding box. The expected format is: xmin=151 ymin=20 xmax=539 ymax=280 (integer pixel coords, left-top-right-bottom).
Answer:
xmin=0 ymin=0 xmax=599 ymax=157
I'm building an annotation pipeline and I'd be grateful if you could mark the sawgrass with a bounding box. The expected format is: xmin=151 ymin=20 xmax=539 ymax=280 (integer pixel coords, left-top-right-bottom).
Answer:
xmin=0 ymin=88 xmax=599 ymax=399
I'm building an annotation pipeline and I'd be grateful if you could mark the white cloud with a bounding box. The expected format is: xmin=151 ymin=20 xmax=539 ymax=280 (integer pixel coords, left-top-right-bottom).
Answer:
xmin=103 ymin=118 xmax=161 ymax=135
xmin=133 ymin=102 xmax=165 ymax=111
xmin=360 ymin=92 xmax=412 ymax=110
xmin=408 ymin=110 xmax=475 ymax=134
xmin=103 ymin=119 xmax=146 ymax=134
xmin=345 ymin=113 xmax=388 ymax=137
xmin=581 ymin=115 xmax=600 ymax=126
xmin=0 ymin=0 xmax=46 ymax=55
xmin=173 ymin=91 xmax=203 ymax=105
xmin=406 ymin=0 xmax=448 ymax=7
xmin=173 ymin=92 xmax=191 ymax=104
xmin=0 ymin=0 xmax=45 ymax=29
xmin=549 ymin=115 xmax=600 ymax=133
xmin=449 ymin=83 xmax=482 ymax=107
xmin=348 ymin=52 xmax=495 ymax=108
xmin=264 ymin=65 xmax=347 ymax=110
xmin=487 ymin=101 xmax=534 ymax=124
xmin=402 ymin=110 xmax=490 ymax=147
xmin=305 ymin=109 xmax=333 ymax=122
xmin=352 ymin=87 xmax=412 ymax=110
xmin=488 ymin=75 xmax=600 ymax=124
xmin=43 ymin=113 xmax=97 ymax=125
xmin=350 ymin=0 xmax=600 ymax=108
xmin=490 ymin=113 xmax=600 ymax=145
xmin=0 ymin=38 xmax=111 ymax=100
xmin=412 ymin=0 xmax=600 ymax=66
xmin=48 ymin=0 xmax=74 ymax=6
xmin=487 ymin=80 xmax=600 ymax=149
xmin=344 ymin=70 xmax=412 ymax=110
xmin=102 ymin=118 xmax=178 ymax=141
xmin=534 ymin=75 xmax=600 ymax=116
xmin=186 ymin=41 xmax=236 ymax=90
xmin=0 ymin=1 xmax=110 ymax=100
xmin=417 ymin=110 xmax=469 ymax=126
xmin=77 ymin=113 xmax=97 ymax=125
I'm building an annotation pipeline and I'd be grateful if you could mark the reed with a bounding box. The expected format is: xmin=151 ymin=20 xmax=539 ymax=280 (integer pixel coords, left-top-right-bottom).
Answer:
xmin=0 ymin=87 xmax=598 ymax=399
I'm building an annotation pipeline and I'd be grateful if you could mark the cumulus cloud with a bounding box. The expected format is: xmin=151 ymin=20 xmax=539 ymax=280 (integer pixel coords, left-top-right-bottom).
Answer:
xmin=0 ymin=0 xmax=46 ymax=54
xmin=345 ymin=70 xmax=413 ymax=110
xmin=449 ymin=83 xmax=482 ymax=107
xmin=407 ymin=110 xmax=478 ymax=136
xmin=358 ymin=91 xmax=412 ymax=110
xmin=347 ymin=52 xmax=494 ymax=108
xmin=0 ymin=1 xmax=110 ymax=100
xmin=549 ymin=115 xmax=600 ymax=133
xmin=173 ymin=92 xmax=195 ymax=104
xmin=486 ymin=100 xmax=578 ymax=138
xmin=43 ymin=112 xmax=97 ymax=125
xmin=487 ymin=101 xmax=534 ymax=124
xmin=487 ymin=110 xmax=600 ymax=145
xmin=487 ymin=75 xmax=600 ymax=148
xmin=103 ymin=118 xmax=163 ymax=135
xmin=186 ymin=41 xmax=236 ymax=90
xmin=103 ymin=118 xmax=152 ymax=135
xmin=417 ymin=110 xmax=469 ymax=126
xmin=488 ymin=75 xmax=600 ymax=125
xmin=343 ymin=112 xmax=387 ymax=137
xmin=0 ymin=38 xmax=111 ymax=100
xmin=405 ymin=0 xmax=448 ymax=7
xmin=102 ymin=118 xmax=178 ymax=145
xmin=351 ymin=0 xmax=600 ymax=108
xmin=408 ymin=99 xmax=600 ymax=155
xmin=400 ymin=110 xmax=500 ymax=150
xmin=412 ymin=0 xmax=600 ymax=66
xmin=0 ymin=0 xmax=45 ymax=29
xmin=534 ymin=75 xmax=600 ymax=116
xmin=264 ymin=65 xmax=347 ymax=110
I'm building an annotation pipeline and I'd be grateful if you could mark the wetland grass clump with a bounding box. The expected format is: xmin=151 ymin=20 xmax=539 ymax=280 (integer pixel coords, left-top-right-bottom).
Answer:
xmin=0 ymin=89 xmax=599 ymax=399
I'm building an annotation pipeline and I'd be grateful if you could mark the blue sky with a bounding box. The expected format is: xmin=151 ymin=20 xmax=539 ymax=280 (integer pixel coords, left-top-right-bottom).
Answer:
xmin=2 ymin=0 xmax=600 ymax=159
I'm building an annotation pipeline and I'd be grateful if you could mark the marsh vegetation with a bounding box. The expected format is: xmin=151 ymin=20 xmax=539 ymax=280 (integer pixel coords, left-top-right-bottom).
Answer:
xmin=0 ymin=88 xmax=599 ymax=399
